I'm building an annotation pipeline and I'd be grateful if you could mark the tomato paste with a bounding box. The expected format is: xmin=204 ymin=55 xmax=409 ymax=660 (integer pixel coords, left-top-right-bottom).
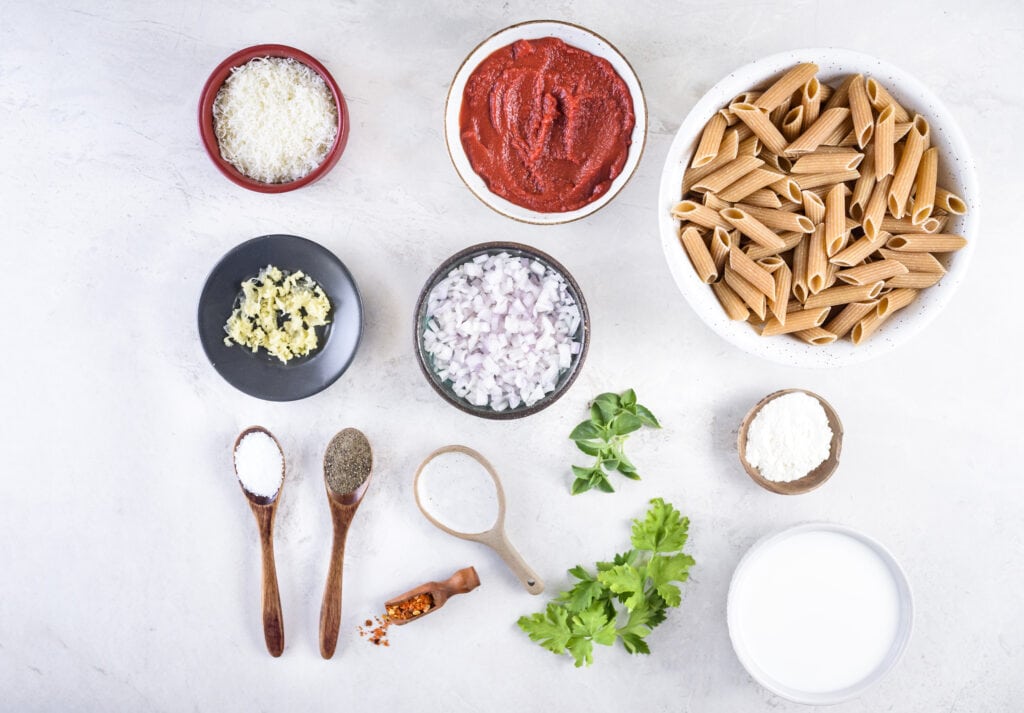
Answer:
xmin=459 ymin=37 xmax=635 ymax=213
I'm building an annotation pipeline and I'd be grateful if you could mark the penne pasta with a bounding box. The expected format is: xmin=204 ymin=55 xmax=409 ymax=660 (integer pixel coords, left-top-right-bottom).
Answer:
xmin=862 ymin=174 xmax=894 ymax=240
xmin=934 ymin=187 xmax=967 ymax=215
xmin=710 ymin=226 xmax=732 ymax=273
xmin=755 ymin=63 xmax=819 ymax=112
xmin=806 ymin=225 xmax=828 ymax=294
xmin=799 ymin=189 xmax=825 ymax=225
xmin=720 ymin=207 xmax=787 ymax=249
xmin=733 ymin=204 xmax=815 ymax=233
xmin=824 ymin=300 xmax=878 ymax=339
xmin=885 ymin=234 xmax=967 ymax=252
xmin=823 ymin=75 xmax=856 ymax=111
xmin=885 ymin=272 xmax=943 ymax=288
xmin=790 ymin=150 xmax=864 ymax=174
xmin=831 ymin=230 xmax=891 ymax=267
xmin=887 ymin=115 xmax=930 ymax=217
xmin=865 ymin=77 xmax=910 ymax=122
xmin=724 ymin=267 xmax=767 ymax=319
xmin=711 ymin=280 xmax=750 ymax=321
xmin=893 ymin=121 xmax=914 ymax=142
xmin=794 ymin=327 xmax=838 ymax=345
xmin=877 ymin=287 xmax=918 ymax=317
xmin=718 ymin=169 xmax=787 ymax=202
xmin=745 ymin=231 xmax=804 ymax=260
xmin=692 ymin=113 xmax=729 ymax=167
xmin=756 ymin=255 xmax=786 ymax=274
xmin=836 ymin=259 xmax=908 ymax=285
xmin=848 ymin=74 xmax=874 ymax=148
xmin=803 ymin=280 xmax=885 ymax=309
xmin=851 ymin=310 xmax=889 ymax=344
xmin=682 ymin=130 xmax=740 ymax=192
xmin=738 ymin=134 xmax=761 ymax=157
xmin=671 ymin=200 xmax=732 ymax=230
xmin=760 ymin=152 xmax=793 ymax=173
xmin=791 ymin=234 xmax=810 ymax=302
xmin=911 ymin=147 xmax=939 ymax=225
xmin=793 ymin=170 xmax=861 ymax=190
xmin=731 ymin=103 xmax=789 ymax=156
xmin=702 ymin=191 xmax=730 ymax=211
xmin=769 ymin=97 xmax=792 ymax=130
xmin=877 ymin=248 xmax=946 ymax=274
xmin=692 ymin=156 xmax=765 ymax=193
xmin=781 ymin=106 xmax=804 ymax=142
xmin=772 ymin=176 xmax=803 ymax=203
xmin=785 ymin=107 xmax=852 ymax=155
xmin=800 ymin=77 xmax=821 ymax=128
xmin=824 ymin=183 xmax=850 ymax=256
xmin=849 ymin=152 xmax=876 ymax=221
xmin=761 ymin=306 xmax=829 ymax=336
xmin=767 ymin=261 xmax=792 ymax=325
xmin=729 ymin=246 xmax=776 ymax=297
xmin=874 ymin=104 xmax=896 ymax=178
xmin=680 ymin=225 xmax=718 ymax=283
xmin=743 ymin=188 xmax=783 ymax=208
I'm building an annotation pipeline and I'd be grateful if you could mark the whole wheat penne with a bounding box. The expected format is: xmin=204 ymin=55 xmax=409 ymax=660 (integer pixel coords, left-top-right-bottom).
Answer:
xmin=893 ymin=122 xmax=913 ymax=142
xmin=702 ymin=192 xmax=730 ymax=211
xmin=824 ymin=300 xmax=878 ymax=338
xmin=804 ymin=281 xmax=885 ymax=309
xmin=743 ymin=188 xmax=783 ymax=208
xmin=881 ymin=215 xmax=943 ymax=234
xmin=821 ymin=117 xmax=855 ymax=147
xmin=790 ymin=150 xmax=863 ymax=174
xmin=671 ymin=200 xmax=732 ymax=230
xmin=738 ymin=134 xmax=761 ymax=157
xmin=772 ymin=177 xmax=803 ymax=203
xmin=734 ymin=204 xmax=814 ymax=232
xmin=800 ymin=77 xmax=821 ymax=128
xmin=791 ymin=234 xmax=810 ymax=302
xmin=885 ymin=234 xmax=967 ymax=252
xmin=824 ymin=75 xmax=856 ymax=111
xmin=824 ymin=261 xmax=839 ymax=289
xmin=926 ymin=214 xmax=949 ymax=233
xmin=720 ymin=207 xmax=787 ymax=250
xmin=794 ymin=327 xmax=838 ymax=345
xmin=837 ymin=259 xmax=908 ymax=285
xmin=849 ymin=152 xmax=876 ymax=221
xmin=831 ymin=230 xmax=891 ymax=267
xmin=719 ymin=169 xmax=787 ymax=202
xmin=863 ymin=174 xmax=894 ymax=240
xmin=761 ymin=306 xmax=829 ymax=336
xmin=760 ymin=152 xmax=793 ymax=173
xmin=785 ymin=108 xmax=851 ymax=155
xmin=745 ymin=231 xmax=804 ymax=260
xmin=837 ymin=128 xmax=859 ymax=148
xmin=885 ymin=272 xmax=943 ymax=288
xmin=757 ymin=255 xmax=786 ymax=274
xmin=793 ymin=170 xmax=861 ymax=190
xmin=934 ymin=188 xmax=967 ymax=215
xmin=846 ymin=74 xmax=874 ymax=148
xmin=692 ymin=113 xmax=729 ymax=168
xmin=755 ymin=63 xmax=819 ymax=112
xmin=711 ymin=280 xmax=749 ymax=321
xmin=824 ymin=184 xmax=850 ymax=256
xmin=781 ymin=106 xmax=804 ymax=141
xmin=806 ymin=226 xmax=828 ymax=295
xmin=683 ymin=130 xmax=740 ymax=192
xmin=709 ymin=226 xmax=732 ymax=273
xmin=731 ymin=103 xmax=789 ymax=156
xmin=692 ymin=156 xmax=765 ymax=193
xmin=767 ymin=262 xmax=791 ymax=325
xmin=680 ymin=226 xmax=718 ymax=283
xmin=801 ymin=189 xmax=825 ymax=224
xmin=877 ymin=248 xmax=946 ymax=273
xmin=851 ymin=310 xmax=890 ymax=344
xmin=724 ymin=267 xmax=767 ymax=319
xmin=734 ymin=123 xmax=755 ymax=142
xmin=729 ymin=247 xmax=776 ymax=297
xmin=877 ymin=287 xmax=918 ymax=317
xmin=874 ymin=105 xmax=896 ymax=178
xmin=769 ymin=98 xmax=792 ymax=130
xmin=888 ymin=115 xmax=930 ymax=217
xmin=911 ymin=147 xmax=938 ymax=225
xmin=719 ymin=91 xmax=763 ymax=124
xmin=865 ymin=78 xmax=910 ymax=122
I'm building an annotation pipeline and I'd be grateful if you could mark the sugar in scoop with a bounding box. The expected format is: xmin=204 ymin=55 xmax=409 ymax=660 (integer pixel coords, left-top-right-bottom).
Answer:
xmin=324 ymin=428 xmax=372 ymax=495
xmin=234 ymin=429 xmax=284 ymax=498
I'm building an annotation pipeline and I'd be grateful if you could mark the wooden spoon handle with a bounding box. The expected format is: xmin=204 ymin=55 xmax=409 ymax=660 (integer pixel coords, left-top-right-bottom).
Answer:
xmin=488 ymin=531 xmax=544 ymax=595
xmin=319 ymin=507 xmax=353 ymax=659
xmin=440 ymin=566 xmax=481 ymax=596
xmin=254 ymin=506 xmax=285 ymax=657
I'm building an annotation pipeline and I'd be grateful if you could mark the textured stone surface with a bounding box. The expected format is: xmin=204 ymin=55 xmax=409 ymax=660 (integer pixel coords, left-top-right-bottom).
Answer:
xmin=1 ymin=0 xmax=1021 ymax=710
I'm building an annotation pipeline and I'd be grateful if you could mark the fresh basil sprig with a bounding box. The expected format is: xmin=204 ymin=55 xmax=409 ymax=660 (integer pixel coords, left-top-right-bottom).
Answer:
xmin=568 ymin=389 xmax=661 ymax=494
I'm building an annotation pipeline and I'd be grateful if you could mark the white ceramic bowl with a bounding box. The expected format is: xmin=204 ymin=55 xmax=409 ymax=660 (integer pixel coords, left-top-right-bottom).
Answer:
xmin=658 ymin=48 xmax=980 ymax=367
xmin=445 ymin=20 xmax=648 ymax=225
xmin=727 ymin=522 xmax=914 ymax=705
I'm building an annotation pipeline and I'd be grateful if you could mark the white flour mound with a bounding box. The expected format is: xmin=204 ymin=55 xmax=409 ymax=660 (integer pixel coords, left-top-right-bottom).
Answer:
xmin=745 ymin=392 xmax=833 ymax=482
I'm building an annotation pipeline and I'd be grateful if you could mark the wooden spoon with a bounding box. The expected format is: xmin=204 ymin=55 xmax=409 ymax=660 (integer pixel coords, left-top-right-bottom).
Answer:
xmin=384 ymin=566 xmax=481 ymax=626
xmin=319 ymin=428 xmax=373 ymax=659
xmin=232 ymin=426 xmax=286 ymax=658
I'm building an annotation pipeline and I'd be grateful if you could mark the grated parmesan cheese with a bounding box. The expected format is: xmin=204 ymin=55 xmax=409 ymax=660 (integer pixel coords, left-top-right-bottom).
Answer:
xmin=213 ymin=57 xmax=338 ymax=184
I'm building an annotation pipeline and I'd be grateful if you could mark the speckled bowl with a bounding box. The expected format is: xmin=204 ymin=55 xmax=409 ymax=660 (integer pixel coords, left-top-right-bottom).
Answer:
xmin=413 ymin=242 xmax=590 ymax=420
xmin=658 ymin=48 xmax=980 ymax=367
xmin=445 ymin=20 xmax=647 ymax=225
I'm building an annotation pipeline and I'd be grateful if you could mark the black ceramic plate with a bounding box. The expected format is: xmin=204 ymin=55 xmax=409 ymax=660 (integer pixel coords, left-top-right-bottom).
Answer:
xmin=198 ymin=234 xmax=362 ymax=401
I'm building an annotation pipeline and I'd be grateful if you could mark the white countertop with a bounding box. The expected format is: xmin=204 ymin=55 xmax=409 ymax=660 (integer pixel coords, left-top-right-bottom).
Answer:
xmin=2 ymin=0 xmax=1022 ymax=710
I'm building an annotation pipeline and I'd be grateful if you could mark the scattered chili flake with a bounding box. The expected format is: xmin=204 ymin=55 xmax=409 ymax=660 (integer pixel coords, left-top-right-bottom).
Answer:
xmin=385 ymin=593 xmax=435 ymax=622
xmin=357 ymin=615 xmax=392 ymax=647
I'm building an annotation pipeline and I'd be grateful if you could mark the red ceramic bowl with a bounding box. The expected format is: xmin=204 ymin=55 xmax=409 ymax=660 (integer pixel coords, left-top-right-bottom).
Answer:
xmin=198 ymin=44 xmax=350 ymax=193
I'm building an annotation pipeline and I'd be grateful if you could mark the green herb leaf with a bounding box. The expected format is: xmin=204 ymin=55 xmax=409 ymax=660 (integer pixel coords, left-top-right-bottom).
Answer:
xmin=574 ymin=440 xmax=604 ymax=456
xmin=569 ymin=421 xmax=603 ymax=442
xmin=635 ymin=404 xmax=661 ymax=429
xmin=571 ymin=477 xmax=594 ymax=495
xmin=566 ymin=636 xmax=594 ymax=668
xmin=610 ymin=412 xmax=643 ymax=436
xmin=647 ymin=552 xmax=695 ymax=607
xmin=632 ymin=498 xmax=690 ymax=554
xmin=592 ymin=399 xmax=618 ymax=426
xmin=517 ymin=603 xmax=572 ymax=654
xmin=620 ymin=389 xmax=637 ymax=408
xmin=597 ymin=564 xmax=647 ymax=611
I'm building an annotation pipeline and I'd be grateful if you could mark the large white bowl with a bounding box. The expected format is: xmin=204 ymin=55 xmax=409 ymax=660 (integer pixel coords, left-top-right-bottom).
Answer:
xmin=658 ymin=49 xmax=979 ymax=367
xmin=446 ymin=20 xmax=648 ymax=225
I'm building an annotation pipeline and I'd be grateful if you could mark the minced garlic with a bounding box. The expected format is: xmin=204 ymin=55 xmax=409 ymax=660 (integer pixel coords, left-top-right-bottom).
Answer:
xmin=223 ymin=264 xmax=331 ymax=363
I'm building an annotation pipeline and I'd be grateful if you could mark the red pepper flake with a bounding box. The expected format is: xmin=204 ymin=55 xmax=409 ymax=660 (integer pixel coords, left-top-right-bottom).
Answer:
xmin=357 ymin=615 xmax=392 ymax=647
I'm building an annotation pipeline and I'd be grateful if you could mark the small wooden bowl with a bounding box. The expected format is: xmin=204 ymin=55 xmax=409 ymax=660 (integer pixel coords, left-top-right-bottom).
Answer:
xmin=737 ymin=389 xmax=843 ymax=495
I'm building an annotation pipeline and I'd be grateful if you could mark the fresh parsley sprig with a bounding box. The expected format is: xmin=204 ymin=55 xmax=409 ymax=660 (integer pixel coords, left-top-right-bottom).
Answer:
xmin=569 ymin=389 xmax=660 ymax=494
xmin=517 ymin=498 xmax=695 ymax=667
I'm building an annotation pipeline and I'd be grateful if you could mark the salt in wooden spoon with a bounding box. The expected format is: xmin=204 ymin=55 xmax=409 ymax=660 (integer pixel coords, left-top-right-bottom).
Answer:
xmin=384 ymin=566 xmax=481 ymax=626
xmin=232 ymin=426 xmax=286 ymax=658
xmin=319 ymin=428 xmax=374 ymax=659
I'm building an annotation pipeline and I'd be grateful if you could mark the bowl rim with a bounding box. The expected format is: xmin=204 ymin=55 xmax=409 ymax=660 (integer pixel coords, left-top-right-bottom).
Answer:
xmin=444 ymin=19 xmax=648 ymax=225
xmin=657 ymin=47 xmax=981 ymax=367
xmin=727 ymin=521 xmax=915 ymax=705
xmin=736 ymin=388 xmax=844 ymax=495
xmin=197 ymin=43 xmax=350 ymax=194
xmin=413 ymin=241 xmax=591 ymax=419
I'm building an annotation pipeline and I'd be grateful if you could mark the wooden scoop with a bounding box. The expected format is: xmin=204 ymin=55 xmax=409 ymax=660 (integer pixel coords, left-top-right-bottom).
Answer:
xmin=384 ymin=567 xmax=481 ymax=626
xmin=232 ymin=426 xmax=286 ymax=658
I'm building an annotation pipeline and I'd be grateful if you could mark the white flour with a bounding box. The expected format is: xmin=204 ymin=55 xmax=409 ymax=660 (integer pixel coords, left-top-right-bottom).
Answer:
xmin=745 ymin=392 xmax=832 ymax=482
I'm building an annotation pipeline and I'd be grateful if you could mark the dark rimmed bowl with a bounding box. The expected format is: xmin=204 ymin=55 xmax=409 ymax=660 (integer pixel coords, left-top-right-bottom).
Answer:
xmin=414 ymin=242 xmax=590 ymax=419
xmin=198 ymin=44 xmax=350 ymax=193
